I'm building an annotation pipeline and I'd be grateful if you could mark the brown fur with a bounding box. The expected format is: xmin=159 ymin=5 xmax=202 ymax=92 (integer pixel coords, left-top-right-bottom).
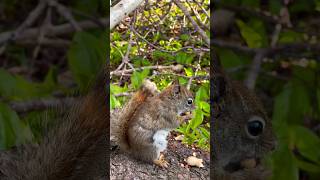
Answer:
xmin=213 ymin=63 xmax=275 ymax=179
xmin=0 ymin=69 xmax=107 ymax=180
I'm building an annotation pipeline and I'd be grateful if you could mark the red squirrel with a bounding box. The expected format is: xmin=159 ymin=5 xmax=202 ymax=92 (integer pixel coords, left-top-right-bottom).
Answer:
xmin=111 ymin=79 xmax=194 ymax=167
xmin=213 ymin=57 xmax=276 ymax=179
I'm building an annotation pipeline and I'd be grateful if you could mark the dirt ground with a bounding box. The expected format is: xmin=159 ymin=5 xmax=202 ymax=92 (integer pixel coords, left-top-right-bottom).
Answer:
xmin=110 ymin=133 xmax=210 ymax=180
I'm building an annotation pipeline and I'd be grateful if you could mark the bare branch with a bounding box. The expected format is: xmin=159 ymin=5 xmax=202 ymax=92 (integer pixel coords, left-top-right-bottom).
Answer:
xmin=0 ymin=18 xmax=107 ymax=46
xmin=110 ymin=0 xmax=144 ymax=29
xmin=244 ymin=51 xmax=267 ymax=90
xmin=212 ymin=39 xmax=320 ymax=57
xmin=48 ymin=0 xmax=82 ymax=31
xmin=111 ymin=65 xmax=174 ymax=76
xmin=173 ymin=0 xmax=210 ymax=46
xmin=9 ymin=97 xmax=75 ymax=114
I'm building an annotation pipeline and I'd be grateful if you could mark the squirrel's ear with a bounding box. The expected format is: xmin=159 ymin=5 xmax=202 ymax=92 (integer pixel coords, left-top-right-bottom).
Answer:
xmin=172 ymin=79 xmax=181 ymax=95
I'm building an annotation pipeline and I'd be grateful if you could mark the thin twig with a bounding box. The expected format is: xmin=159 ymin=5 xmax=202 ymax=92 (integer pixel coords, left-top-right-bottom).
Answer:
xmin=49 ymin=0 xmax=82 ymax=31
xmin=0 ymin=18 xmax=108 ymax=45
xmin=9 ymin=97 xmax=75 ymax=114
xmin=114 ymin=92 xmax=133 ymax=97
xmin=12 ymin=0 xmax=47 ymax=40
xmin=185 ymin=0 xmax=208 ymax=30
xmin=0 ymin=0 xmax=47 ymax=55
xmin=111 ymin=65 xmax=174 ymax=76
xmin=17 ymin=38 xmax=71 ymax=47
xmin=187 ymin=52 xmax=203 ymax=89
xmin=212 ymin=39 xmax=320 ymax=57
xmin=193 ymin=0 xmax=209 ymax=19
xmin=271 ymin=24 xmax=282 ymax=47
xmin=244 ymin=51 xmax=267 ymax=90
xmin=173 ymin=0 xmax=210 ymax=46
xmin=32 ymin=5 xmax=52 ymax=60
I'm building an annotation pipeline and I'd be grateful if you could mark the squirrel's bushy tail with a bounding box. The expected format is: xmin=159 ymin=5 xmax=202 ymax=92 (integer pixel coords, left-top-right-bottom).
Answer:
xmin=111 ymin=80 xmax=157 ymax=152
xmin=0 ymin=68 xmax=108 ymax=180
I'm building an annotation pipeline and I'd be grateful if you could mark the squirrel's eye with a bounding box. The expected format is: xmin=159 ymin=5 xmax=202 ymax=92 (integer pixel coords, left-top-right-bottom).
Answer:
xmin=245 ymin=116 xmax=265 ymax=138
xmin=187 ymin=98 xmax=193 ymax=105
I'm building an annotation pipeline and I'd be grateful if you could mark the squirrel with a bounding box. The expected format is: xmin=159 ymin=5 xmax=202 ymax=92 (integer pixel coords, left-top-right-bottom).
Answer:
xmin=0 ymin=68 xmax=107 ymax=180
xmin=111 ymin=79 xmax=194 ymax=167
xmin=212 ymin=57 xmax=276 ymax=180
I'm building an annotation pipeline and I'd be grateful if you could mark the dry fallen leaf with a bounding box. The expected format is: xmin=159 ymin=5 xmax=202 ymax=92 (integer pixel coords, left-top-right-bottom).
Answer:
xmin=175 ymin=135 xmax=184 ymax=141
xmin=186 ymin=156 xmax=204 ymax=168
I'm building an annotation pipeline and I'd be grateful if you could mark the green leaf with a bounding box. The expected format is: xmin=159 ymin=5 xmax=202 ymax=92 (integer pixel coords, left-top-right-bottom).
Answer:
xmin=0 ymin=69 xmax=21 ymax=99
xmin=195 ymin=86 xmax=209 ymax=103
xmin=189 ymin=109 xmax=204 ymax=130
xmin=131 ymin=69 xmax=150 ymax=89
xmin=110 ymin=84 xmax=126 ymax=94
xmin=0 ymin=103 xmax=33 ymax=149
xmin=42 ymin=66 xmax=58 ymax=92
xmin=291 ymin=125 xmax=320 ymax=164
xmin=152 ymin=32 xmax=161 ymax=42
xmin=180 ymin=34 xmax=190 ymax=41
xmin=178 ymin=77 xmax=188 ymax=85
xmin=294 ymin=156 xmax=320 ymax=173
xmin=289 ymin=0 xmax=315 ymax=13
xmin=152 ymin=51 xmax=174 ymax=61
xmin=184 ymin=67 xmax=194 ymax=77
xmin=132 ymin=57 xmax=151 ymax=66
xmin=270 ymin=145 xmax=299 ymax=180
xmin=272 ymin=79 xmax=311 ymax=140
xmin=216 ymin=48 xmax=251 ymax=74
xmin=279 ymin=30 xmax=303 ymax=44
xmin=68 ymin=32 xmax=106 ymax=88
xmin=0 ymin=69 xmax=52 ymax=100
xmin=110 ymin=95 xmax=121 ymax=109
xmin=199 ymin=127 xmax=209 ymax=139
xmin=112 ymin=32 xmax=121 ymax=41
xmin=269 ymin=0 xmax=282 ymax=14
xmin=317 ymin=0 xmax=320 ymax=11
xmin=176 ymin=52 xmax=194 ymax=64
xmin=236 ymin=20 xmax=264 ymax=48
xmin=200 ymin=101 xmax=210 ymax=114
xmin=176 ymin=124 xmax=187 ymax=134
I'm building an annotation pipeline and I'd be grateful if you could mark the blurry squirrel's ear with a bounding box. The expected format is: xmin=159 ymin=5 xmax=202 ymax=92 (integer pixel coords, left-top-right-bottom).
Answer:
xmin=172 ymin=79 xmax=181 ymax=95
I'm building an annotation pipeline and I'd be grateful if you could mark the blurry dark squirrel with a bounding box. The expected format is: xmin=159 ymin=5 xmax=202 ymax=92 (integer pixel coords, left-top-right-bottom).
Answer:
xmin=111 ymin=79 xmax=194 ymax=167
xmin=0 ymin=68 xmax=107 ymax=180
xmin=212 ymin=56 xmax=276 ymax=180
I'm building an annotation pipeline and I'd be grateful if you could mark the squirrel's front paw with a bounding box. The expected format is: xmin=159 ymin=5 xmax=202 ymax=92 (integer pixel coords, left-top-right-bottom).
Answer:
xmin=153 ymin=154 xmax=169 ymax=168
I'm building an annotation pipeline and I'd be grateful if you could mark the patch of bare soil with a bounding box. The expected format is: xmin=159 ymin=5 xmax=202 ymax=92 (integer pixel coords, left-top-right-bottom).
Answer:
xmin=110 ymin=133 xmax=210 ymax=180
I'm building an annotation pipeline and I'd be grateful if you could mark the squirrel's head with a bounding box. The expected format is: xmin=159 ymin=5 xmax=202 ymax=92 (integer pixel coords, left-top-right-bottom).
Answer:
xmin=213 ymin=76 xmax=276 ymax=179
xmin=159 ymin=79 xmax=194 ymax=119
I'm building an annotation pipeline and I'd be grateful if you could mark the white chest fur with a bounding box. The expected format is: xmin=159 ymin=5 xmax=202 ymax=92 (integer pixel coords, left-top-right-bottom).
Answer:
xmin=153 ymin=129 xmax=170 ymax=157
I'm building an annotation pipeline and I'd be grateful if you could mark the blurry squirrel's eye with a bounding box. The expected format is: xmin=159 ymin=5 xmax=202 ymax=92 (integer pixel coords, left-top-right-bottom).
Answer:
xmin=245 ymin=116 xmax=265 ymax=138
xmin=187 ymin=98 xmax=193 ymax=105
